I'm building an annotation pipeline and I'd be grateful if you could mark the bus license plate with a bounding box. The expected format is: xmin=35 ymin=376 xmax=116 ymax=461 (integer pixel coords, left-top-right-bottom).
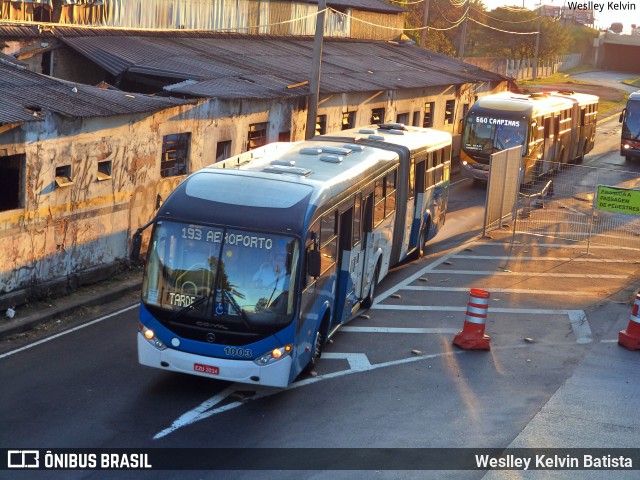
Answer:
xmin=194 ymin=363 xmax=219 ymax=375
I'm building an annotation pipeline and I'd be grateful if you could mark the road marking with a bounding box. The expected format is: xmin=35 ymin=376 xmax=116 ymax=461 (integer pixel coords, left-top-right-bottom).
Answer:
xmin=340 ymin=326 xmax=459 ymax=334
xmin=369 ymin=305 xmax=592 ymax=344
xmin=481 ymin=242 xmax=640 ymax=252
xmin=154 ymin=346 xmax=541 ymax=440
xmin=422 ymin=270 xmax=626 ymax=278
xmin=374 ymin=244 xmax=465 ymax=305
xmin=402 ymin=286 xmax=594 ymax=296
xmin=568 ymin=310 xmax=593 ymax=345
xmin=0 ymin=304 xmax=138 ymax=361
xmin=374 ymin=304 xmax=577 ymax=314
xmin=154 ymin=385 xmax=240 ymax=440
xmin=321 ymin=352 xmax=372 ymax=370
xmin=452 ymin=255 xmax=632 ymax=263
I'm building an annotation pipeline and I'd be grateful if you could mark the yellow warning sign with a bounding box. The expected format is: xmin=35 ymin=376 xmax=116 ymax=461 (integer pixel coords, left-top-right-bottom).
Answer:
xmin=595 ymin=185 xmax=640 ymax=215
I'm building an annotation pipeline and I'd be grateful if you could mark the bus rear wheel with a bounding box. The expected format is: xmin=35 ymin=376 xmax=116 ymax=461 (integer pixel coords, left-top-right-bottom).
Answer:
xmin=412 ymin=222 xmax=431 ymax=260
xmin=361 ymin=262 xmax=380 ymax=309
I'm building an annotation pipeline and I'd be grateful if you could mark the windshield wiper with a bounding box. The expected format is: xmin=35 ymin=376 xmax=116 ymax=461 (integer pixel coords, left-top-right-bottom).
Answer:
xmin=221 ymin=289 xmax=254 ymax=331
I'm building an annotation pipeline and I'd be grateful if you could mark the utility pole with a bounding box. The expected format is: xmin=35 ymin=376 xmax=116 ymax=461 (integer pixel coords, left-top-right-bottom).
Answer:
xmin=420 ymin=0 xmax=430 ymax=48
xmin=533 ymin=3 xmax=541 ymax=80
xmin=458 ymin=0 xmax=468 ymax=59
xmin=306 ymin=0 xmax=326 ymax=140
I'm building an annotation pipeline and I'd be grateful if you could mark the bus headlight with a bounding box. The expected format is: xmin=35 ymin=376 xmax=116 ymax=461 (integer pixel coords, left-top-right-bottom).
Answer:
xmin=254 ymin=345 xmax=293 ymax=365
xmin=623 ymin=144 xmax=630 ymax=149
xmin=140 ymin=323 xmax=167 ymax=350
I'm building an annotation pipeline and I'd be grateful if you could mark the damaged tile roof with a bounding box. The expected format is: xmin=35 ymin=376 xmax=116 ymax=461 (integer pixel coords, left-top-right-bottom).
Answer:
xmin=0 ymin=61 xmax=192 ymax=125
xmin=56 ymin=33 xmax=506 ymax=99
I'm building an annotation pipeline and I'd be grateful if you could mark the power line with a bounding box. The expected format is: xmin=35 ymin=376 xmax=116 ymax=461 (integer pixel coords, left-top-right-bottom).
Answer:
xmin=468 ymin=17 xmax=538 ymax=34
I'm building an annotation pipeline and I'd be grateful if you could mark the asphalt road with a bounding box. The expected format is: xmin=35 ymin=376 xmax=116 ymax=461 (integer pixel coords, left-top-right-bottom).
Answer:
xmin=1 ymin=84 xmax=639 ymax=480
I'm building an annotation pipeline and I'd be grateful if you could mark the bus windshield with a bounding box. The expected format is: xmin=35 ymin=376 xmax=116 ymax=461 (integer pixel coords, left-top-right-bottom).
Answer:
xmin=463 ymin=116 xmax=527 ymax=156
xmin=622 ymin=101 xmax=640 ymax=140
xmin=142 ymin=220 xmax=299 ymax=330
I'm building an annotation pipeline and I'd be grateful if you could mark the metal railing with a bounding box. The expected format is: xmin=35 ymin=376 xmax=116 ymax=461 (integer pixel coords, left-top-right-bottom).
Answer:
xmin=484 ymin=163 xmax=640 ymax=251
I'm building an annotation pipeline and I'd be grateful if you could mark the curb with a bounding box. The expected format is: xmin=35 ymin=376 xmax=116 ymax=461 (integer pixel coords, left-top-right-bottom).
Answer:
xmin=0 ymin=277 xmax=142 ymax=340
xmin=597 ymin=109 xmax=623 ymax=125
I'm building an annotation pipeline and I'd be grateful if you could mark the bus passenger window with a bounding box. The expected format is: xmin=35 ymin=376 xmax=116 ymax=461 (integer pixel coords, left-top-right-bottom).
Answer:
xmin=434 ymin=150 xmax=443 ymax=184
xmin=426 ymin=152 xmax=435 ymax=188
xmin=409 ymin=158 xmax=416 ymax=199
xmin=320 ymin=211 xmax=338 ymax=274
xmin=353 ymin=194 xmax=362 ymax=246
xmin=544 ymin=117 xmax=551 ymax=139
xmin=385 ymin=171 xmax=397 ymax=217
xmin=374 ymin=177 xmax=385 ymax=226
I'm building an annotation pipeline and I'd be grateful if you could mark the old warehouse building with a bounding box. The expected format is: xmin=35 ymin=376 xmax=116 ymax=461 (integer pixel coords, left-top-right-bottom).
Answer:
xmin=0 ymin=1 xmax=508 ymax=304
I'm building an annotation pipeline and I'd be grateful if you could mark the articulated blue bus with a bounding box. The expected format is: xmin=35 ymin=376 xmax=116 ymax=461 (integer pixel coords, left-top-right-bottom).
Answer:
xmin=135 ymin=124 xmax=451 ymax=387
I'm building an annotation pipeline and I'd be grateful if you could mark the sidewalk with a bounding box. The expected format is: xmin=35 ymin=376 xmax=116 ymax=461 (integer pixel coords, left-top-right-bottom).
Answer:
xmin=483 ymin=300 xmax=640 ymax=479
xmin=0 ymin=269 xmax=142 ymax=340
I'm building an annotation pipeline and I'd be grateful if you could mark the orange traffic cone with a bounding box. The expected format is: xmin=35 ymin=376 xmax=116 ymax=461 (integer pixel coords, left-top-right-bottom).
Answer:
xmin=453 ymin=288 xmax=491 ymax=350
xmin=619 ymin=291 xmax=640 ymax=351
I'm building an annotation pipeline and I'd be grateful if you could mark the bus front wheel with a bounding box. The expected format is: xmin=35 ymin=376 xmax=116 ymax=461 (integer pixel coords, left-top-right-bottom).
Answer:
xmin=304 ymin=329 xmax=323 ymax=374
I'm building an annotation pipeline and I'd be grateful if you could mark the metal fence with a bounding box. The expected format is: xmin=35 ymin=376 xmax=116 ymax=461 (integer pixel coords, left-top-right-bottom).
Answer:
xmin=487 ymin=163 xmax=640 ymax=250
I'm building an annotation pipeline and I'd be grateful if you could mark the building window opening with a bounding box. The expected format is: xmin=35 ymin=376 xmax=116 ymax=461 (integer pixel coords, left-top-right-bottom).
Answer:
xmin=161 ymin=133 xmax=190 ymax=177
xmin=97 ymin=160 xmax=112 ymax=181
xmin=55 ymin=165 xmax=74 ymax=188
xmin=371 ymin=108 xmax=385 ymax=125
xmin=248 ymin=122 xmax=268 ymax=150
xmin=412 ymin=111 xmax=421 ymax=127
xmin=342 ymin=111 xmax=355 ymax=130
xmin=315 ymin=115 xmax=327 ymax=136
xmin=423 ymin=102 xmax=434 ymax=128
xmin=0 ymin=154 xmax=24 ymax=211
xmin=396 ymin=112 xmax=409 ymax=126
xmin=444 ymin=100 xmax=456 ymax=125
xmin=278 ymin=131 xmax=291 ymax=142
xmin=216 ymin=140 xmax=232 ymax=162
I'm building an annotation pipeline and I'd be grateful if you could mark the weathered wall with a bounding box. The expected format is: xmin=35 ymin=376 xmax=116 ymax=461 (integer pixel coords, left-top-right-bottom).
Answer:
xmin=0 ymin=77 xmax=507 ymax=301
xmin=0 ymin=96 xmax=306 ymax=296
xmin=315 ymin=80 xmax=505 ymax=156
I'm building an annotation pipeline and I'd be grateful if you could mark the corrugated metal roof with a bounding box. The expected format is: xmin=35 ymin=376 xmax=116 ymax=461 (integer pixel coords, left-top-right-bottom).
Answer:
xmin=0 ymin=51 xmax=27 ymax=68
xmin=58 ymin=35 xmax=506 ymax=99
xmin=0 ymin=62 xmax=192 ymax=125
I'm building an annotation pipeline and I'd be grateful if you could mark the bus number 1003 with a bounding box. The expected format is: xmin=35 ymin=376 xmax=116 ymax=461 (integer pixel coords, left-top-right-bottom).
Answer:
xmin=224 ymin=347 xmax=253 ymax=358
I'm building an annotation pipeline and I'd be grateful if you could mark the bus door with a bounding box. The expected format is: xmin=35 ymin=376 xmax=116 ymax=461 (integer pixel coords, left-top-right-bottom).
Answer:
xmin=359 ymin=191 xmax=375 ymax=301
xmin=410 ymin=156 xmax=427 ymax=249
xmin=334 ymin=204 xmax=359 ymax=323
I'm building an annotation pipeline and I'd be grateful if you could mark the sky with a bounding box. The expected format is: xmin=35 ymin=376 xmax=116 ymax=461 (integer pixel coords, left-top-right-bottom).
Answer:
xmin=479 ymin=0 xmax=640 ymax=32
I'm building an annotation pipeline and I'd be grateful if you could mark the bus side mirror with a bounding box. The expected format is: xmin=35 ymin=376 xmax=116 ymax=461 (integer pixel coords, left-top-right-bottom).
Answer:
xmin=457 ymin=119 xmax=464 ymax=135
xmin=619 ymin=109 xmax=625 ymax=123
xmin=130 ymin=218 xmax=155 ymax=261
xmin=307 ymin=250 xmax=321 ymax=278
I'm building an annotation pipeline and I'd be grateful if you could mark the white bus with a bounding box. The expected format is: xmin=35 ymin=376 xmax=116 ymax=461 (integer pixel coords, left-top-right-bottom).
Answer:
xmin=134 ymin=124 xmax=452 ymax=387
xmin=460 ymin=91 xmax=598 ymax=184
